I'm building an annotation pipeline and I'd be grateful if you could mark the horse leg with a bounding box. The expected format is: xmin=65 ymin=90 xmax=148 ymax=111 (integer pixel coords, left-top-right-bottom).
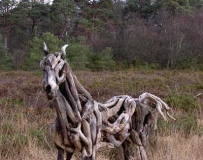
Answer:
xmin=66 ymin=152 xmax=73 ymax=160
xmin=122 ymin=141 xmax=130 ymax=160
xmin=57 ymin=146 xmax=64 ymax=160
xmin=116 ymin=145 xmax=125 ymax=160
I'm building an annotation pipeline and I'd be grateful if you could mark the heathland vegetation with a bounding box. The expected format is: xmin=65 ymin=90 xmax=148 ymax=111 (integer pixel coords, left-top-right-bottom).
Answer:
xmin=1 ymin=0 xmax=203 ymax=160
xmin=1 ymin=70 xmax=203 ymax=159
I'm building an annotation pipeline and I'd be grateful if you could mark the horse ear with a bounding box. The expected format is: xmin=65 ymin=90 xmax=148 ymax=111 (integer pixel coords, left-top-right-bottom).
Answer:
xmin=61 ymin=44 xmax=68 ymax=59
xmin=43 ymin=42 xmax=49 ymax=55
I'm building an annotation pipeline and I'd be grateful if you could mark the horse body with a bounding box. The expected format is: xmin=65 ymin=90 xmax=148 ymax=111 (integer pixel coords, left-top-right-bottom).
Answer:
xmin=40 ymin=43 xmax=175 ymax=160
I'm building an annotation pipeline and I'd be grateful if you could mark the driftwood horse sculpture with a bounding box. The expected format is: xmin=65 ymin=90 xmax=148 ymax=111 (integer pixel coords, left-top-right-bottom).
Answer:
xmin=40 ymin=43 xmax=175 ymax=160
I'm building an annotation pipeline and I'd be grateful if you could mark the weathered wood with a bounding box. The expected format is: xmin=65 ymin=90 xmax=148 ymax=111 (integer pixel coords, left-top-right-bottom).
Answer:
xmin=55 ymin=59 xmax=66 ymax=84
xmin=66 ymin=64 xmax=82 ymax=112
xmin=69 ymin=133 xmax=82 ymax=152
xmin=90 ymin=113 xmax=97 ymax=145
xmin=82 ymin=119 xmax=93 ymax=156
xmin=101 ymin=98 xmax=125 ymax=121
xmin=130 ymin=129 xmax=142 ymax=146
xmin=107 ymin=134 xmax=123 ymax=147
xmin=55 ymin=97 xmax=70 ymax=145
xmin=57 ymin=91 xmax=76 ymax=126
xmin=40 ymin=43 xmax=176 ymax=160
xmin=70 ymin=122 xmax=89 ymax=147
xmin=51 ymin=119 xmax=74 ymax=152
xmin=64 ymin=80 xmax=82 ymax=122
xmin=139 ymin=146 xmax=148 ymax=160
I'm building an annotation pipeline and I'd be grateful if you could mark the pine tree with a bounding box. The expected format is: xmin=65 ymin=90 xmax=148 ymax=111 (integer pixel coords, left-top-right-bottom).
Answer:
xmin=50 ymin=0 xmax=77 ymax=39
xmin=0 ymin=0 xmax=19 ymax=48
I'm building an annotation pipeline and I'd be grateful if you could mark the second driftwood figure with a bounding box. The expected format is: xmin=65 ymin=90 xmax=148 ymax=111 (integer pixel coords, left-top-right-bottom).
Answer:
xmin=40 ymin=43 xmax=175 ymax=160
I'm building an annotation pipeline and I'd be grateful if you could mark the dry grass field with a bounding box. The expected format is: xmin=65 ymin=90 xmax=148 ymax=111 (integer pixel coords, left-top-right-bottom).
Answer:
xmin=1 ymin=69 xmax=203 ymax=160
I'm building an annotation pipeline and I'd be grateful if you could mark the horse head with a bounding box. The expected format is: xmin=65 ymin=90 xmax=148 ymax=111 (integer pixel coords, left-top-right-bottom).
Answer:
xmin=40 ymin=42 xmax=68 ymax=100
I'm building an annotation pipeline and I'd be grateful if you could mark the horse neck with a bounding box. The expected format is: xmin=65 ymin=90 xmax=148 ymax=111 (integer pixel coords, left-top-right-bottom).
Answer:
xmin=54 ymin=83 xmax=79 ymax=126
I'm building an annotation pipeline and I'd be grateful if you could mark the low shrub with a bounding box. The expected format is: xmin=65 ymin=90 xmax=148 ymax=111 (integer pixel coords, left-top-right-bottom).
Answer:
xmin=66 ymin=42 xmax=92 ymax=70
xmin=86 ymin=47 xmax=116 ymax=71
xmin=23 ymin=32 xmax=62 ymax=70
xmin=165 ymin=94 xmax=200 ymax=112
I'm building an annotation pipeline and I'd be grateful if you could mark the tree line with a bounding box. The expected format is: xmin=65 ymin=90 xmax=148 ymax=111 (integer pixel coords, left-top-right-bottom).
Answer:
xmin=1 ymin=0 xmax=203 ymax=70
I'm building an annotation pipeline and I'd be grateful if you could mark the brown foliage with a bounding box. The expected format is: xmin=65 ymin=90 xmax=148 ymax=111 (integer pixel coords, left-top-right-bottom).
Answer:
xmin=1 ymin=70 xmax=203 ymax=159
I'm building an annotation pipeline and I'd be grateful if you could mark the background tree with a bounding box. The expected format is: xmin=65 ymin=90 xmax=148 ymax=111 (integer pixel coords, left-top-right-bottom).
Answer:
xmin=1 ymin=0 xmax=203 ymax=70
xmin=0 ymin=0 xmax=19 ymax=49
xmin=28 ymin=1 xmax=50 ymax=38
xmin=50 ymin=0 xmax=77 ymax=39
xmin=79 ymin=0 xmax=113 ymax=44
xmin=0 ymin=34 xmax=13 ymax=70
